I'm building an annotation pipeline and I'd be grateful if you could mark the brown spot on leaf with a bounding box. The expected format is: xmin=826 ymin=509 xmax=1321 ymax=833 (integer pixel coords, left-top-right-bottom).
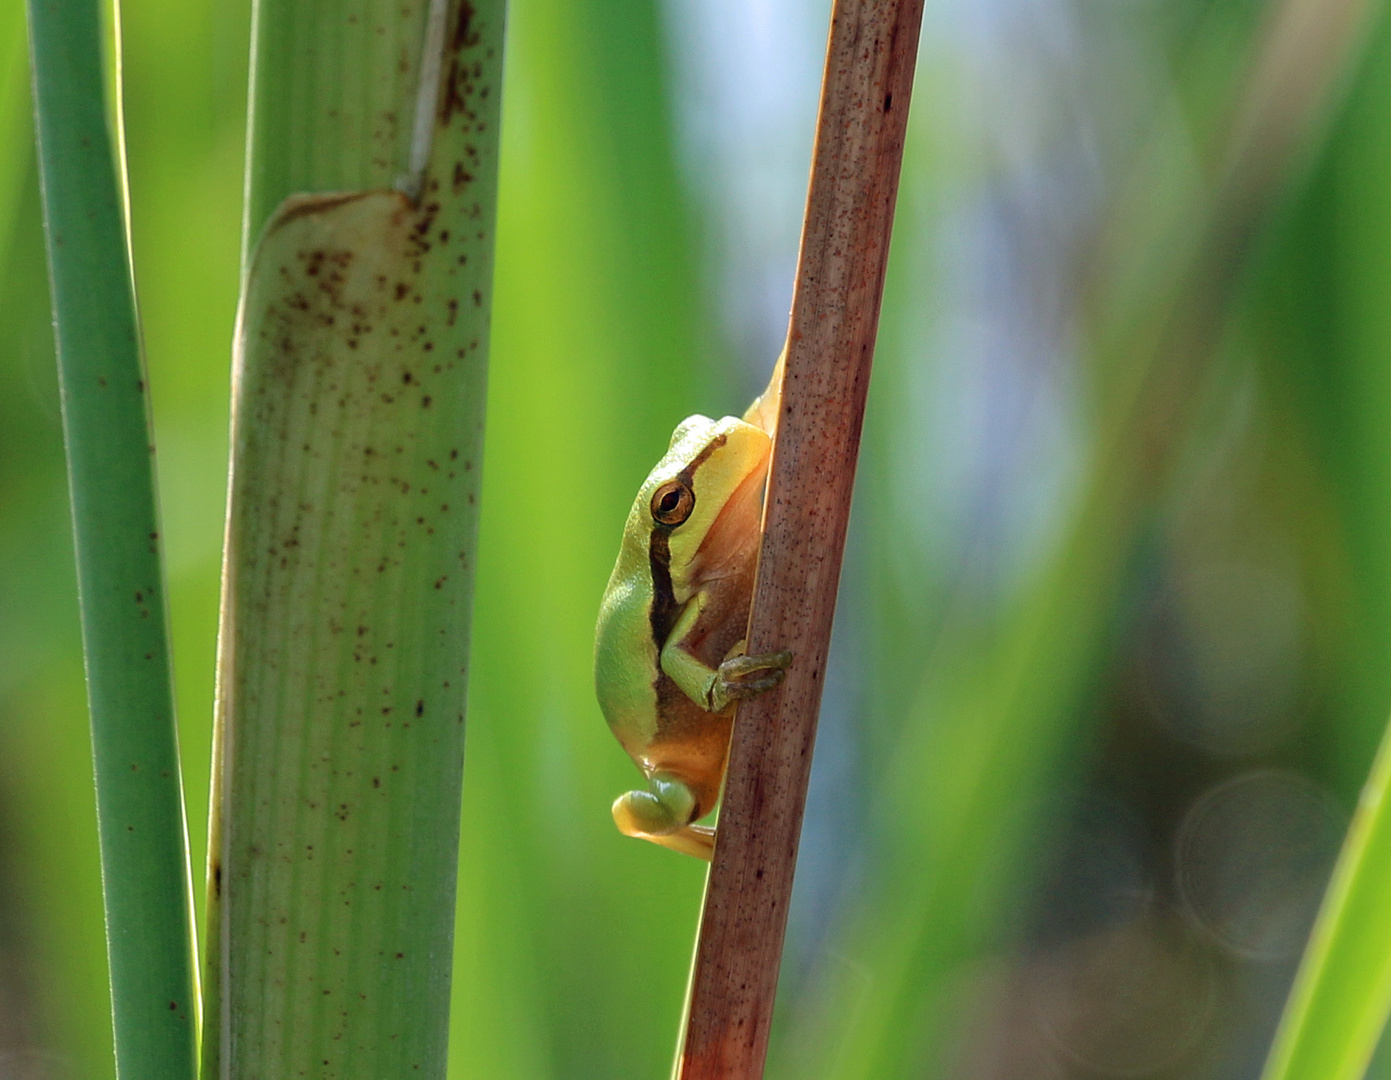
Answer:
xmin=451 ymin=0 xmax=477 ymax=50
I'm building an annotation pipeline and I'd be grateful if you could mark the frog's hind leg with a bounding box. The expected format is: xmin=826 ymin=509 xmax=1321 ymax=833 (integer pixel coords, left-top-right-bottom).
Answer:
xmin=650 ymin=824 xmax=714 ymax=859
xmin=611 ymin=773 xmax=715 ymax=861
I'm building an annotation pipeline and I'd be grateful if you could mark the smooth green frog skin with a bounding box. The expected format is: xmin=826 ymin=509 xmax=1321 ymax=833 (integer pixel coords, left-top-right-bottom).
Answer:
xmin=594 ymin=365 xmax=791 ymax=859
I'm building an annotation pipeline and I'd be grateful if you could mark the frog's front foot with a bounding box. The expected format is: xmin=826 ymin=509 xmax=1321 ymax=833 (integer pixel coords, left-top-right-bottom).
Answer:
xmin=612 ymin=774 xmax=716 ymax=860
xmin=709 ymin=649 xmax=793 ymax=713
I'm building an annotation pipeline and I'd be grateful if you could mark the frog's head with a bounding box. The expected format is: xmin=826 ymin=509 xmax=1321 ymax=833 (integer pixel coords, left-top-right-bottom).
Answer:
xmin=638 ymin=413 xmax=772 ymax=598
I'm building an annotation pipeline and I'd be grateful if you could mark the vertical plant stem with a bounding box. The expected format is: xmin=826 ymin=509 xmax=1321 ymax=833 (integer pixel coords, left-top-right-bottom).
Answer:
xmin=793 ymin=0 xmax=1380 ymax=1073
xmin=674 ymin=1 xmax=924 ymax=1077
xmin=26 ymin=1 xmax=198 ymax=1077
xmin=205 ymin=1 xmax=504 ymax=1077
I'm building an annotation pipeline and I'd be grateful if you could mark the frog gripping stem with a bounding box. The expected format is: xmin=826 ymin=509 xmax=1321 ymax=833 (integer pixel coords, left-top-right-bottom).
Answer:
xmin=709 ymin=651 xmax=794 ymax=713
xmin=674 ymin=0 xmax=926 ymax=1077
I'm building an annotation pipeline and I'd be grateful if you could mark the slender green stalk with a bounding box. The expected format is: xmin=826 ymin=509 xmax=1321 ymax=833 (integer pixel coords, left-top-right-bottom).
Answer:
xmin=26 ymin=1 xmax=197 ymax=1078
xmin=204 ymin=1 xmax=504 ymax=1076
xmin=1260 ymin=720 xmax=1391 ymax=1080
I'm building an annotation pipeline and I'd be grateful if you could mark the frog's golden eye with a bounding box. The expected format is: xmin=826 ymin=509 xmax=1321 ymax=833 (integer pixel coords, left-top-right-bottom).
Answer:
xmin=651 ymin=479 xmax=695 ymax=526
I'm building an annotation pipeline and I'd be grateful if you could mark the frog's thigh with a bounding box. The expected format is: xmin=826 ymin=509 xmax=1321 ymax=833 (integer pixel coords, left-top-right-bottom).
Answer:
xmin=612 ymin=773 xmax=696 ymax=836
xmin=612 ymin=774 xmax=715 ymax=860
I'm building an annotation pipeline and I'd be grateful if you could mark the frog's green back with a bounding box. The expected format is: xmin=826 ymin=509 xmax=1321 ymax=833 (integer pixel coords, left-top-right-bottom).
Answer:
xmin=595 ymin=501 xmax=662 ymax=749
xmin=595 ymin=410 xmax=771 ymax=762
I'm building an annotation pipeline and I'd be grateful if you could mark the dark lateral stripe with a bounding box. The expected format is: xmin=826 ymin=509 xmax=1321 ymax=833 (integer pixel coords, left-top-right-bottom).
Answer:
xmin=646 ymin=430 xmax=728 ymax=653
xmin=648 ymin=528 xmax=678 ymax=650
xmin=684 ymin=432 xmax=727 ymax=475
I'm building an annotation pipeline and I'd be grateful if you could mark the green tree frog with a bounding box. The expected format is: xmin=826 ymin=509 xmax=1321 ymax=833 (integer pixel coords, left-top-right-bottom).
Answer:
xmin=594 ymin=359 xmax=791 ymax=859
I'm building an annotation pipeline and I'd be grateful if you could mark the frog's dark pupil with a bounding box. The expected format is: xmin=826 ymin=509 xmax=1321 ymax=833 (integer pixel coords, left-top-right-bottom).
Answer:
xmin=652 ymin=482 xmax=694 ymax=525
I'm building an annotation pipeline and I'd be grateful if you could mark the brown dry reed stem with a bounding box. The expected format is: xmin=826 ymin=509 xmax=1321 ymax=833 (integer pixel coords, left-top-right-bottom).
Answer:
xmin=674 ymin=1 xmax=925 ymax=1077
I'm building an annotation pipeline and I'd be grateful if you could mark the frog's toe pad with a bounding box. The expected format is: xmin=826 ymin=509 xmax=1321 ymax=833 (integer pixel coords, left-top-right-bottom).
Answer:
xmin=722 ymin=672 xmax=783 ymax=700
xmin=716 ymin=649 xmax=793 ymax=702
xmin=721 ymin=649 xmax=793 ymax=676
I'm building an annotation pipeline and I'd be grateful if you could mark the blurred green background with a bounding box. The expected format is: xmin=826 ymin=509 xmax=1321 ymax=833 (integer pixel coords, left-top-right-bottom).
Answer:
xmin=5 ymin=0 xmax=1391 ymax=1076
